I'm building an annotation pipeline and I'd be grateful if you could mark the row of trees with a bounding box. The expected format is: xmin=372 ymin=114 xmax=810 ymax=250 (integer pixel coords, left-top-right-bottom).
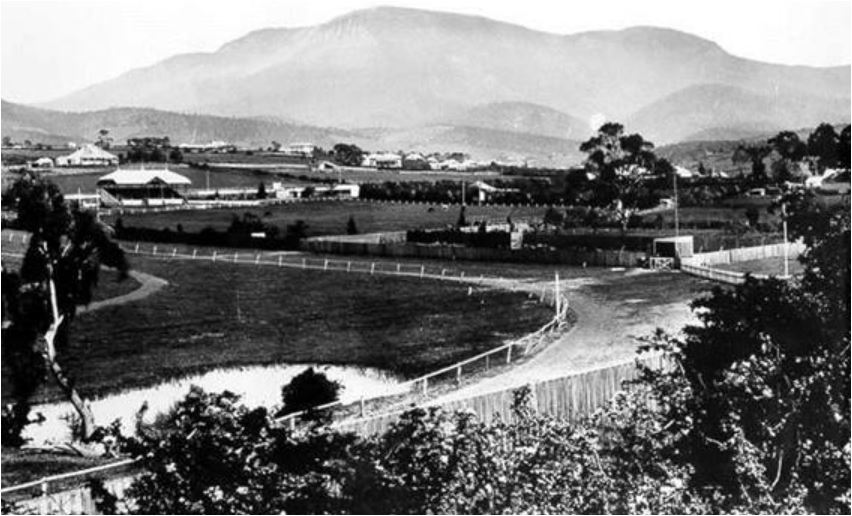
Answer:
xmin=734 ymin=123 xmax=851 ymax=184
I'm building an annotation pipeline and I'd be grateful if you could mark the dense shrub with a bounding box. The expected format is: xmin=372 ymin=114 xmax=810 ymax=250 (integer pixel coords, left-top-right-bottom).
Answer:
xmin=406 ymin=229 xmax=511 ymax=248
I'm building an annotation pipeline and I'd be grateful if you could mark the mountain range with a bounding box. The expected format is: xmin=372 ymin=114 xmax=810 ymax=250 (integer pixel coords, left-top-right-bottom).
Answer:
xmin=3 ymin=6 xmax=849 ymax=164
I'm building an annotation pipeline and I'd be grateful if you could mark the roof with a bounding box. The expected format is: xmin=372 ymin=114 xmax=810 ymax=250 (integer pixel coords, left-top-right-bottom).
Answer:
xmin=60 ymin=144 xmax=118 ymax=161
xmin=97 ymin=168 xmax=191 ymax=186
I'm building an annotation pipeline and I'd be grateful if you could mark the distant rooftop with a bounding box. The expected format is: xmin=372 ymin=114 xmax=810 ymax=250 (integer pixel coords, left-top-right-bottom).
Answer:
xmin=97 ymin=168 xmax=191 ymax=186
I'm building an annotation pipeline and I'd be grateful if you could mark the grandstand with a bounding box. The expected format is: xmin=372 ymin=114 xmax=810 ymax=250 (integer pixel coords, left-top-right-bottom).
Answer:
xmin=96 ymin=168 xmax=191 ymax=207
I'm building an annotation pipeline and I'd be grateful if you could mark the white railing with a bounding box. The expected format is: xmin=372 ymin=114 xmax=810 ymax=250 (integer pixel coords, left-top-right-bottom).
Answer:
xmin=1 ymin=232 xmax=571 ymax=499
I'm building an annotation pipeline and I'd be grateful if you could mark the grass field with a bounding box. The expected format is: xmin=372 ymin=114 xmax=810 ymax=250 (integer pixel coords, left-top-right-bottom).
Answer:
xmin=715 ymin=256 xmax=805 ymax=277
xmin=108 ymin=200 xmax=547 ymax=237
xmin=0 ymin=254 xmax=553 ymax=405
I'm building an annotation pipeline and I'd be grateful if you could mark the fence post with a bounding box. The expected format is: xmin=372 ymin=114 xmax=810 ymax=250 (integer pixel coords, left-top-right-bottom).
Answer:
xmin=278 ymin=256 xmax=283 ymax=267
xmin=460 ymin=271 xmax=464 ymax=279
xmin=212 ymin=251 xmax=217 ymax=261
xmin=302 ymin=258 xmax=306 ymax=269
xmin=420 ymin=265 xmax=425 ymax=279
xmin=422 ymin=377 xmax=428 ymax=395
xmin=40 ymin=480 xmax=49 ymax=514
xmin=324 ymin=259 xmax=328 ymax=271
xmin=192 ymin=249 xmax=197 ymax=259
xmin=234 ymin=253 xmax=238 ymax=263
xmin=441 ymin=269 xmax=446 ymax=278
xmin=506 ymin=346 xmax=512 ymax=364
xmin=172 ymin=248 xmax=177 ymax=257
xmin=396 ymin=263 xmax=401 ymax=274
xmin=485 ymin=355 xmax=490 ymax=370
xmin=153 ymin=245 xmax=157 ymax=255
xmin=255 ymin=254 xmax=260 ymax=265
xmin=134 ymin=243 xmax=139 ymax=252
xmin=289 ymin=417 xmax=295 ymax=431
xmin=360 ymin=397 xmax=365 ymax=417
xmin=347 ymin=261 xmax=351 ymax=272
xmin=456 ymin=366 xmax=462 ymax=385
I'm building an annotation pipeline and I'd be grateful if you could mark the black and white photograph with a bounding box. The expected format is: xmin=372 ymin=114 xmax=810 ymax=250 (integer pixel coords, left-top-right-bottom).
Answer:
xmin=0 ymin=0 xmax=849 ymax=513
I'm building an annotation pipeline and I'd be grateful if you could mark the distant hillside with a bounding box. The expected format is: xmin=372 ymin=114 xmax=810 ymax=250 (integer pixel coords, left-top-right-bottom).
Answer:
xmin=1 ymin=100 xmax=585 ymax=166
xmin=41 ymin=6 xmax=850 ymax=143
xmin=0 ymin=100 xmax=352 ymax=148
xmin=352 ymin=125 xmax=584 ymax=167
xmin=627 ymin=84 xmax=850 ymax=144
xmin=446 ymin=102 xmax=591 ymax=141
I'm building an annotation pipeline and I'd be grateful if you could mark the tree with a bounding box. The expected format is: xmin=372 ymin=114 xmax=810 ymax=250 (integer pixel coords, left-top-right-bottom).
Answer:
xmin=257 ymin=182 xmax=267 ymax=200
xmin=806 ymin=123 xmax=839 ymax=170
xmin=580 ymin=123 xmax=658 ymax=232
xmin=1 ymin=173 xmax=129 ymax=441
xmin=346 ymin=215 xmax=358 ymax=235
xmin=271 ymin=141 xmax=282 ymax=152
xmin=838 ymin=125 xmax=851 ymax=169
xmin=641 ymin=192 xmax=850 ymax=513
xmin=168 ymin=148 xmax=183 ymax=164
xmin=279 ymin=367 xmax=341 ymax=418
xmin=2 ymin=136 xmax=11 ymax=147
xmin=768 ymin=131 xmax=807 ymax=182
xmin=332 ymin=143 xmax=364 ymax=167
xmin=734 ymin=144 xmax=771 ymax=185
xmin=456 ymin=205 xmax=467 ymax=227
xmin=96 ymin=129 xmax=112 ymax=149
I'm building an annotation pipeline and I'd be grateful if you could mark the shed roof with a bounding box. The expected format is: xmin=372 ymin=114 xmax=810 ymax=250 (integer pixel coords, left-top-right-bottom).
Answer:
xmin=97 ymin=168 xmax=191 ymax=186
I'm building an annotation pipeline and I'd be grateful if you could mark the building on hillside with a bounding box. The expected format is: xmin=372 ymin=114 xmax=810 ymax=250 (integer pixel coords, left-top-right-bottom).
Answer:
xmin=362 ymin=152 xmax=403 ymax=169
xmin=403 ymin=153 xmax=429 ymax=170
xmin=284 ymin=143 xmax=316 ymax=157
xmin=316 ymin=160 xmax=340 ymax=172
xmin=56 ymin=144 xmax=119 ymax=167
xmin=812 ymin=169 xmax=851 ymax=194
xmin=96 ymin=168 xmax=191 ymax=207
xmin=127 ymin=137 xmax=171 ymax=149
xmin=178 ymin=141 xmax=235 ymax=153
xmin=271 ymin=182 xmax=360 ymax=200
xmin=29 ymin=157 xmax=54 ymax=169
xmin=471 ymin=180 xmax=520 ymax=203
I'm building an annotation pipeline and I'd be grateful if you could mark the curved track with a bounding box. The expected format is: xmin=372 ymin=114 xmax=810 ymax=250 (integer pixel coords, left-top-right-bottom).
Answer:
xmin=433 ymin=268 xmax=700 ymax=403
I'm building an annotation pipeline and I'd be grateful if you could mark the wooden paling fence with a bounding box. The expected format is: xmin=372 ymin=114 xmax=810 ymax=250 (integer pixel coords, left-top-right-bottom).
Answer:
xmin=679 ymin=241 xmax=805 ymax=285
xmin=336 ymin=354 xmax=668 ymax=435
xmin=2 ymin=354 xmax=666 ymax=514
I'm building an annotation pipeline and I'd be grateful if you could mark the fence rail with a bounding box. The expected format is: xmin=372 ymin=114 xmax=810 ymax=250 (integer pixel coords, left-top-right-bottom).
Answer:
xmin=2 ymin=353 xmax=663 ymax=513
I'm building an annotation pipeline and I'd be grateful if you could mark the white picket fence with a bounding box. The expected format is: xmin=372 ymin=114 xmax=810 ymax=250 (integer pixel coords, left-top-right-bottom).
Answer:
xmin=679 ymin=241 xmax=805 ymax=285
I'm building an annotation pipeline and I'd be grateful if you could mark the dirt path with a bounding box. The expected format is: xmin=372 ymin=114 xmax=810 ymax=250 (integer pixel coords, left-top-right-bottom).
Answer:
xmin=77 ymin=270 xmax=168 ymax=314
xmin=432 ymin=268 xmax=700 ymax=403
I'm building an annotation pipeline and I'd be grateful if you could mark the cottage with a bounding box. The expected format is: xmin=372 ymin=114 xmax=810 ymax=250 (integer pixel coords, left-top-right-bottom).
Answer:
xmin=56 ymin=144 xmax=119 ymax=167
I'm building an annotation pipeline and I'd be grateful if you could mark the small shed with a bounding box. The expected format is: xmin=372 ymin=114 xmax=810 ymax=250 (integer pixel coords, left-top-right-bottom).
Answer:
xmin=653 ymin=235 xmax=694 ymax=258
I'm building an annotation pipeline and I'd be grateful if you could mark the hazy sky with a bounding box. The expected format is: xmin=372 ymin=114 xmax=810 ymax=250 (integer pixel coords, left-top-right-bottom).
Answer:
xmin=1 ymin=0 xmax=850 ymax=104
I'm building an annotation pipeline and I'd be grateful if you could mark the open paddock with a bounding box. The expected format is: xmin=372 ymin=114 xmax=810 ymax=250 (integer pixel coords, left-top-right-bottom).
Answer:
xmin=0 ymin=253 xmax=553 ymax=405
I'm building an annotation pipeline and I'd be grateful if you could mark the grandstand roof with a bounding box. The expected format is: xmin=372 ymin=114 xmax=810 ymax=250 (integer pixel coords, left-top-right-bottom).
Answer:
xmin=97 ymin=168 xmax=191 ymax=186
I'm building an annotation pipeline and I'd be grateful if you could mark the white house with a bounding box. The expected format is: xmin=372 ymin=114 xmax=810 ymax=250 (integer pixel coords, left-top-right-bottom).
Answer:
xmin=284 ymin=143 xmax=316 ymax=156
xmin=29 ymin=157 xmax=54 ymax=169
xmin=56 ymin=144 xmax=119 ymax=167
xmin=362 ymin=152 xmax=403 ymax=169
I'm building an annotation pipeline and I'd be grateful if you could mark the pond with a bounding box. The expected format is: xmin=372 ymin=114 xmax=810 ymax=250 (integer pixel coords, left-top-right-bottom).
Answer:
xmin=24 ymin=363 xmax=407 ymax=445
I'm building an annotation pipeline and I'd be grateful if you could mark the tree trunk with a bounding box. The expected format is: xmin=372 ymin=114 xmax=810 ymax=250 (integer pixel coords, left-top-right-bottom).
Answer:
xmin=42 ymin=307 xmax=96 ymax=441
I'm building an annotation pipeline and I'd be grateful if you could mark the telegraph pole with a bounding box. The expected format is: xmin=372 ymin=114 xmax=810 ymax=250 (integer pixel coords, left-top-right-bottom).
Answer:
xmin=554 ymin=272 xmax=560 ymax=317
xmin=673 ymin=170 xmax=679 ymax=237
